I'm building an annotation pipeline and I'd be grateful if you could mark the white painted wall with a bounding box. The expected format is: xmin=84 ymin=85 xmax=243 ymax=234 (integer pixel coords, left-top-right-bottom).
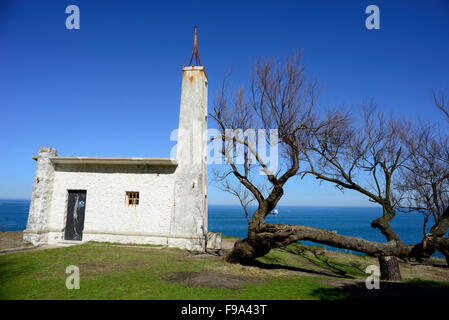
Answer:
xmin=46 ymin=164 xmax=180 ymax=242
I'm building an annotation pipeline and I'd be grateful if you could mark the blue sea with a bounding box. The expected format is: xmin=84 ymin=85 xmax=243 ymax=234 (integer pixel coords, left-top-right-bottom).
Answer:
xmin=0 ymin=199 xmax=443 ymax=257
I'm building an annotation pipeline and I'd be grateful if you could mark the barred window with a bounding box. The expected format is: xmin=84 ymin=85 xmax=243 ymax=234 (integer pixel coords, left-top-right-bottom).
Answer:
xmin=126 ymin=192 xmax=139 ymax=207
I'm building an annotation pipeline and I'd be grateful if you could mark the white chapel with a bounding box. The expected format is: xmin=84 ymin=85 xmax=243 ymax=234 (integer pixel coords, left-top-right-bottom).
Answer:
xmin=23 ymin=28 xmax=221 ymax=252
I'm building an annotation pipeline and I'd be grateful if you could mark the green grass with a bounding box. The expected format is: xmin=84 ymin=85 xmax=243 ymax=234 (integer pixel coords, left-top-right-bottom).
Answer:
xmin=1 ymin=241 xmax=447 ymax=300
xmin=0 ymin=242 xmax=346 ymax=300
xmin=221 ymin=235 xmax=241 ymax=240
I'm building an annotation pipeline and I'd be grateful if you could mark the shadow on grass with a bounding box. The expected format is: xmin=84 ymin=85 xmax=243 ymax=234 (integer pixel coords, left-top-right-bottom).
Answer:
xmin=250 ymin=260 xmax=346 ymax=279
xmin=311 ymin=279 xmax=449 ymax=300
xmin=276 ymin=243 xmax=368 ymax=279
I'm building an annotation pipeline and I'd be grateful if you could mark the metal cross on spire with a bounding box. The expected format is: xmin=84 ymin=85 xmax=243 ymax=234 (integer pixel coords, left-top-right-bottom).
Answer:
xmin=185 ymin=26 xmax=203 ymax=67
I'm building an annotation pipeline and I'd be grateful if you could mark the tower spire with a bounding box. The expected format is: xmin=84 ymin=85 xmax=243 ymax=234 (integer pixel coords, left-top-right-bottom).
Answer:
xmin=185 ymin=26 xmax=203 ymax=67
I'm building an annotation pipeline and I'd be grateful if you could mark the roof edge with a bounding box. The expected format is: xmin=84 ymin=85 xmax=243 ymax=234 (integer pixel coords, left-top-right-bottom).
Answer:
xmin=33 ymin=156 xmax=178 ymax=166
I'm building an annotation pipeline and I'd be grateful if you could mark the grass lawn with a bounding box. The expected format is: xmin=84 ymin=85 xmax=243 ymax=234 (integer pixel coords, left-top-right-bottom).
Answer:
xmin=0 ymin=239 xmax=448 ymax=300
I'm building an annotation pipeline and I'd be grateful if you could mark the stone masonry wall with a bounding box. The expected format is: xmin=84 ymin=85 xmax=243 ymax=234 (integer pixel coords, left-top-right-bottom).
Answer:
xmin=23 ymin=147 xmax=57 ymax=246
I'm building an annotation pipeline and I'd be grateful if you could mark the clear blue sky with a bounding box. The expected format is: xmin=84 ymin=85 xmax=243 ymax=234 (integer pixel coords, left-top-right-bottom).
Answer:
xmin=0 ymin=0 xmax=448 ymax=206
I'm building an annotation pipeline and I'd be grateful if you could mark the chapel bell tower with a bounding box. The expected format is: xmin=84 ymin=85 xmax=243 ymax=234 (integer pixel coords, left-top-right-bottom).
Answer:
xmin=170 ymin=27 xmax=209 ymax=249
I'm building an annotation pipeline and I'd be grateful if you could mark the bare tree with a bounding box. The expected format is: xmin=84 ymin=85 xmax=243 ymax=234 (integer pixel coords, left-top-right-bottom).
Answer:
xmin=301 ymin=106 xmax=410 ymax=279
xmin=211 ymin=168 xmax=257 ymax=225
xmin=211 ymin=52 xmax=449 ymax=279
xmin=434 ymin=92 xmax=449 ymax=123
xmin=211 ymin=51 xmax=319 ymax=263
xmin=398 ymin=93 xmax=449 ymax=263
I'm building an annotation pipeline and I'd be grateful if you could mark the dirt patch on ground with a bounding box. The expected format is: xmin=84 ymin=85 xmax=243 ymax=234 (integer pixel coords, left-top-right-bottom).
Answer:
xmin=401 ymin=261 xmax=449 ymax=282
xmin=0 ymin=231 xmax=26 ymax=250
xmin=162 ymin=271 xmax=262 ymax=290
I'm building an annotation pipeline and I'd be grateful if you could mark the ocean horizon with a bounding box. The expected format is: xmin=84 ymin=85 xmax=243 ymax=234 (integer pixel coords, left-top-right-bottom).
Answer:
xmin=0 ymin=199 xmax=443 ymax=258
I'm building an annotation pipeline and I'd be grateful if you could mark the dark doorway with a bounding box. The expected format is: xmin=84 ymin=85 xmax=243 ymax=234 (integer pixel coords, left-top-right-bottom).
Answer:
xmin=64 ymin=190 xmax=86 ymax=241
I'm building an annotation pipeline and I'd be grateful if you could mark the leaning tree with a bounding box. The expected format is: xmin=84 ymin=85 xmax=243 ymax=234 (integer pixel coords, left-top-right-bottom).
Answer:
xmin=210 ymin=52 xmax=449 ymax=280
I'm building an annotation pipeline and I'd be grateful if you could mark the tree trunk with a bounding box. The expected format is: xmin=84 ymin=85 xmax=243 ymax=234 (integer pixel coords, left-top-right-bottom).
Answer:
xmin=225 ymin=223 xmax=443 ymax=277
xmin=378 ymin=256 xmax=402 ymax=281
xmin=437 ymin=238 xmax=449 ymax=266
xmin=225 ymin=238 xmax=271 ymax=265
